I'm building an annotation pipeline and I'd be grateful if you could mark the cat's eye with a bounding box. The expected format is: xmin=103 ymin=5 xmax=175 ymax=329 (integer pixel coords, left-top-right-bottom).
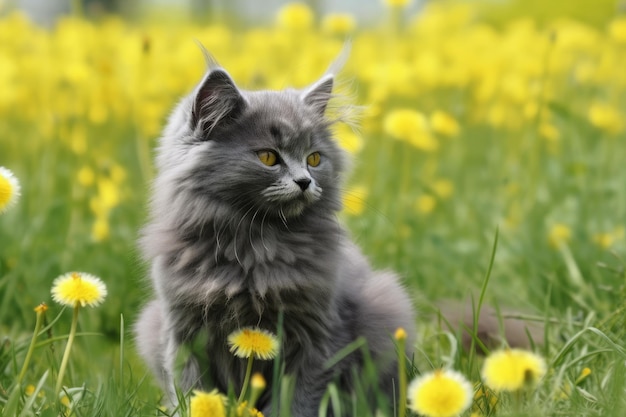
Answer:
xmin=257 ymin=150 xmax=279 ymax=166
xmin=307 ymin=152 xmax=321 ymax=167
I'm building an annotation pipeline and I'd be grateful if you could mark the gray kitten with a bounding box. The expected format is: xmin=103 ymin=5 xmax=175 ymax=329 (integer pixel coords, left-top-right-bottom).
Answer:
xmin=134 ymin=55 xmax=416 ymax=417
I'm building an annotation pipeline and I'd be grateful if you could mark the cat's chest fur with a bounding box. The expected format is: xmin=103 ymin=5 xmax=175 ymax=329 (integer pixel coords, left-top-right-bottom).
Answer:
xmin=152 ymin=210 xmax=345 ymax=339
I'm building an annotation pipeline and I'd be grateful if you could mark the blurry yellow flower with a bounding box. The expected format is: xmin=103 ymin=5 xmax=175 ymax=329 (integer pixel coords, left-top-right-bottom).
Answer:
xmin=523 ymin=101 xmax=539 ymax=120
xmin=34 ymin=302 xmax=48 ymax=313
xmin=592 ymin=227 xmax=623 ymax=249
xmin=333 ymin=124 xmax=364 ymax=154
xmin=96 ymin=178 xmax=121 ymax=209
xmin=384 ymin=109 xmax=438 ymax=151
xmin=276 ymin=2 xmax=314 ymax=31
xmin=408 ymin=131 xmax=438 ymax=151
xmin=0 ymin=167 xmax=20 ymax=213
xmin=321 ymin=13 xmax=356 ymax=36
xmin=575 ymin=367 xmax=591 ymax=385
xmin=472 ymin=384 xmax=498 ymax=413
xmin=251 ymin=373 xmax=267 ymax=391
xmin=432 ymin=179 xmax=454 ymax=200
xmin=25 ymin=384 xmax=36 ymax=396
xmin=110 ymin=164 xmax=127 ymax=183
xmin=77 ymin=166 xmax=96 ymax=187
xmin=228 ymin=327 xmax=279 ymax=360
xmin=416 ymin=195 xmax=437 ymax=215
xmin=60 ymin=394 xmax=71 ymax=408
xmin=588 ymin=102 xmax=624 ymax=135
xmin=430 ymin=111 xmax=460 ymax=137
xmin=481 ymin=349 xmax=546 ymax=392
xmin=190 ymin=390 xmax=226 ymax=417
xmin=92 ymin=216 xmax=111 ymax=242
xmin=395 ymin=327 xmax=407 ymax=341
xmin=70 ymin=125 xmax=87 ymax=155
xmin=88 ymin=102 xmax=108 ymax=124
xmin=51 ymin=272 xmax=107 ymax=308
xmin=383 ymin=0 xmax=412 ymax=8
xmin=236 ymin=401 xmax=264 ymax=417
xmin=609 ymin=17 xmax=626 ymax=44
xmin=343 ymin=186 xmax=368 ymax=216
xmin=384 ymin=109 xmax=425 ymax=140
xmin=548 ymin=223 xmax=572 ymax=248
xmin=407 ymin=369 xmax=473 ymax=417
xmin=539 ymin=123 xmax=560 ymax=142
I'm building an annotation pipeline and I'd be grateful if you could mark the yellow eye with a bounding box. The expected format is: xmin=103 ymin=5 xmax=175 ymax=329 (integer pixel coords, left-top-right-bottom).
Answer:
xmin=307 ymin=152 xmax=321 ymax=167
xmin=257 ymin=150 xmax=278 ymax=166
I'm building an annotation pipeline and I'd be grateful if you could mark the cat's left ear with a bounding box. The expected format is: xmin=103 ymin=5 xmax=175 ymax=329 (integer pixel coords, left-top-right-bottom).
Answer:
xmin=301 ymin=75 xmax=334 ymax=117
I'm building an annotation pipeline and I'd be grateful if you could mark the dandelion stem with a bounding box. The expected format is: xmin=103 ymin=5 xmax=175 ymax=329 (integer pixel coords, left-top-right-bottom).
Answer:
xmin=55 ymin=303 xmax=80 ymax=396
xmin=17 ymin=307 xmax=45 ymax=385
xmin=397 ymin=334 xmax=407 ymax=417
xmin=238 ymin=355 xmax=255 ymax=403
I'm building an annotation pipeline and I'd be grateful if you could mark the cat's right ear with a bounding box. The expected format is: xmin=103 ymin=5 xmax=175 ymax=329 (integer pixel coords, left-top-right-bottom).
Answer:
xmin=191 ymin=69 xmax=246 ymax=138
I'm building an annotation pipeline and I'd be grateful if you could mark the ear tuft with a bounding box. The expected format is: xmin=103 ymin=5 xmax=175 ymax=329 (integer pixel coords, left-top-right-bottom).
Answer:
xmin=301 ymin=75 xmax=334 ymax=117
xmin=191 ymin=69 xmax=246 ymax=137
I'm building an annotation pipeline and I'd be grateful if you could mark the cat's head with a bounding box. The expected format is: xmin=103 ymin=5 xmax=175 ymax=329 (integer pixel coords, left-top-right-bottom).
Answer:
xmin=153 ymin=62 xmax=347 ymax=231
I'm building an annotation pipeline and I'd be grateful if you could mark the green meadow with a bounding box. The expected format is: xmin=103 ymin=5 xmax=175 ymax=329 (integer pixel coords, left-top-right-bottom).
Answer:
xmin=1 ymin=0 xmax=625 ymax=415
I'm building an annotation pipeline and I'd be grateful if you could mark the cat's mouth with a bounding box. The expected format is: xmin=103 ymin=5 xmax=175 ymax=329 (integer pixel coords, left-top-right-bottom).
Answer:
xmin=264 ymin=188 xmax=322 ymax=218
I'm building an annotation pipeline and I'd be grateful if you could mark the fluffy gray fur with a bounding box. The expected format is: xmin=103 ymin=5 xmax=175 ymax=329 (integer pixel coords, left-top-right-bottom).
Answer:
xmin=134 ymin=58 xmax=416 ymax=417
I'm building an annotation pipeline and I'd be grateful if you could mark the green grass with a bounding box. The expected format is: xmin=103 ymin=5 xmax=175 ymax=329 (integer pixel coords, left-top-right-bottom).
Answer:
xmin=2 ymin=3 xmax=626 ymax=416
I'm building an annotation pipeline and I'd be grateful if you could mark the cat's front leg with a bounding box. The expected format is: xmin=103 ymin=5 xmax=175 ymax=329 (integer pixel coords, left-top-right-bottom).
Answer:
xmin=134 ymin=299 xmax=180 ymax=406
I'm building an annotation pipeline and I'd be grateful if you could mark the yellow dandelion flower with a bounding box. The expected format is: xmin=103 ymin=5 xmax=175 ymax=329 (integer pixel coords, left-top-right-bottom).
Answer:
xmin=321 ymin=13 xmax=356 ymax=36
xmin=609 ymin=17 xmax=626 ymax=44
xmin=343 ymin=186 xmax=368 ymax=216
xmin=593 ymin=232 xmax=615 ymax=249
xmin=548 ymin=223 xmax=572 ymax=248
xmin=25 ymin=384 xmax=36 ymax=396
xmin=384 ymin=109 xmax=438 ymax=151
xmin=60 ymin=394 xmax=71 ymax=408
xmin=383 ymin=0 xmax=412 ymax=8
xmin=96 ymin=178 xmax=121 ymax=209
xmin=110 ymin=164 xmax=127 ymax=184
xmin=51 ymin=272 xmax=107 ymax=308
xmin=77 ymin=166 xmax=95 ymax=187
xmin=416 ymin=195 xmax=437 ymax=215
xmin=92 ymin=216 xmax=111 ymax=242
xmin=0 ymin=166 xmax=21 ymax=213
xmin=481 ymin=349 xmax=546 ymax=392
xmin=333 ymin=124 xmax=364 ymax=154
xmin=432 ymin=179 xmax=454 ymax=200
xmin=190 ymin=390 xmax=226 ymax=417
xmin=228 ymin=327 xmax=279 ymax=360
xmin=34 ymin=302 xmax=48 ymax=313
xmin=384 ymin=108 xmax=428 ymax=142
xmin=236 ymin=401 xmax=264 ymax=417
xmin=276 ymin=2 xmax=314 ymax=31
xmin=588 ymin=102 xmax=624 ymax=135
xmin=430 ymin=111 xmax=460 ymax=137
xmin=395 ymin=327 xmax=407 ymax=341
xmin=539 ymin=123 xmax=560 ymax=142
xmin=408 ymin=369 xmax=473 ymax=417
xmin=575 ymin=367 xmax=591 ymax=385
xmin=251 ymin=373 xmax=267 ymax=390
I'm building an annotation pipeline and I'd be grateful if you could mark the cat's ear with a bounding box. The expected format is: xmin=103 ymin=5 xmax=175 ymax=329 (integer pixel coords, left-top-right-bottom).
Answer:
xmin=301 ymin=75 xmax=334 ymax=117
xmin=301 ymin=42 xmax=350 ymax=117
xmin=191 ymin=69 xmax=246 ymax=137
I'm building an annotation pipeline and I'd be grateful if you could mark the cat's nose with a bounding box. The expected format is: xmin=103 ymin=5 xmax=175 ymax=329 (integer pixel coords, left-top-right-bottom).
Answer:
xmin=294 ymin=178 xmax=311 ymax=191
